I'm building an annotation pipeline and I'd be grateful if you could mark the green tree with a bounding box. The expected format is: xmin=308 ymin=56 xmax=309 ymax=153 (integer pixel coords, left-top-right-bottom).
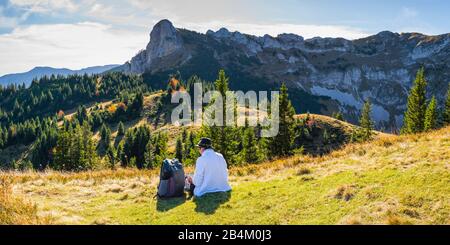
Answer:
xmin=359 ymin=100 xmax=374 ymax=140
xmin=202 ymin=70 xmax=237 ymax=164
xmin=424 ymin=96 xmax=438 ymax=131
xmin=444 ymin=84 xmax=450 ymax=125
xmin=52 ymin=129 xmax=71 ymax=170
xmin=242 ymin=128 xmax=260 ymax=164
xmin=144 ymin=140 xmax=155 ymax=168
xmin=175 ymin=137 xmax=183 ymax=162
xmin=401 ymin=68 xmax=428 ymax=134
xmin=52 ymin=122 xmax=98 ymax=171
xmin=106 ymin=144 xmax=116 ymax=170
xmin=332 ymin=111 xmax=344 ymax=121
xmin=100 ymin=123 xmax=111 ymax=145
xmin=117 ymin=121 xmax=125 ymax=136
xmin=268 ymin=83 xmax=296 ymax=158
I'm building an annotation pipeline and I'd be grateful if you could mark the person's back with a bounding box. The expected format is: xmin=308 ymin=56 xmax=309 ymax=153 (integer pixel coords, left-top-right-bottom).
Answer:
xmin=193 ymin=149 xmax=231 ymax=197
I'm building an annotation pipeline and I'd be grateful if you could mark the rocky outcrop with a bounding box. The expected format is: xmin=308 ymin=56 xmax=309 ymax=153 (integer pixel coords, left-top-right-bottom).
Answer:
xmin=120 ymin=20 xmax=450 ymax=130
xmin=124 ymin=19 xmax=186 ymax=74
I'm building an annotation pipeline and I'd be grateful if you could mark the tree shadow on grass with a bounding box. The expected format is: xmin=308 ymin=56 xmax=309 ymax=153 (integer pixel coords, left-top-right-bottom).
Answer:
xmin=156 ymin=193 xmax=187 ymax=212
xmin=194 ymin=191 xmax=231 ymax=215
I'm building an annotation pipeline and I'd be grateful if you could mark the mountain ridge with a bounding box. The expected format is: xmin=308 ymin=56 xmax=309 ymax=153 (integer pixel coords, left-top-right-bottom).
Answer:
xmin=0 ymin=64 xmax=120 ymax=86
xmin=116 ymin=19 xmax=450 ymax=130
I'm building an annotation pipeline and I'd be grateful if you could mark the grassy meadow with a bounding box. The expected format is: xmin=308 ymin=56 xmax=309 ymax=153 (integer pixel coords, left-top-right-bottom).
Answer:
xmin=1 ymin=126 xmax=449 ymax=225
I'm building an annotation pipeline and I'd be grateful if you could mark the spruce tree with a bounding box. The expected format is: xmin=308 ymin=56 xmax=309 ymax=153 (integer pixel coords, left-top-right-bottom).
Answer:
xmin=424 ymin=96 xmax=437 ymax=131
xmin=175 ymin=137 xmax=183 ymax=162
xmin=401 ymin=68 xmax=427 ymax=134
xmin=202 ymin=70 xmax=236 ymax=164
xmin=444 ymin=84 xmax=450 ymax=125
xmin=242 ymin=128 xmax=260 ymax=164
xmin=144 ymin=140 xmax=155 ymax=168
xmin=359 ymin=100 xmax=374 ymax=141
xmin=268 ymin=83 xmax=296 ymax=158
xmin=332 ymin=111 xmax=344 ymax=121
xmin=100 ymin=123 xmax=111 ymax=145
xmin=117 ymin=121 xmax=125 ymax=136
xmin=106 ymin=144 xmax=116 ymax=170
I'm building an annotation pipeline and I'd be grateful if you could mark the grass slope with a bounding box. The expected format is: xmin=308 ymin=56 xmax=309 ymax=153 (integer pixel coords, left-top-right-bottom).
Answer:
xmin=2 ymin=126 xmax=449 ymax=225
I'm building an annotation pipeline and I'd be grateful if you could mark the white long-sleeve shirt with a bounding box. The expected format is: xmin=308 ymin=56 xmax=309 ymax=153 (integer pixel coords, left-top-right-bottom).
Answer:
xmin=193 ymin=149 xmax=232 ymax=197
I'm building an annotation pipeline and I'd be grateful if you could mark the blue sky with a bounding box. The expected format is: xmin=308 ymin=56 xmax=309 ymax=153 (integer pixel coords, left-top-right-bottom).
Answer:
xmin=0 ymin=0 xmax=449 ymax=75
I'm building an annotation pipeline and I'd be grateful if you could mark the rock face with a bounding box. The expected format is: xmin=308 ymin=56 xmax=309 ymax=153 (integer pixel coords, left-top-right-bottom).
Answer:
xmin=125 ymin=19 xmax=185 ymax=73
xmin=121 ymin=20 xmax=450 ymax=130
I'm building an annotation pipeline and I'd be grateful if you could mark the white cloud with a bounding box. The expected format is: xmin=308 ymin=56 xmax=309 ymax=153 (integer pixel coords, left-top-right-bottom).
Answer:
xmin=0 ymin=6 xmax=30 ymax=29
xmin=0 ymin=0 xmax=372 ymax=75
xmin=0 ymin=7 xmax=18 ymax=28
xmin=0 ymin=22 xmax=148 ymax=75
xmin=9 ymin=0 xmax=79 ymax=13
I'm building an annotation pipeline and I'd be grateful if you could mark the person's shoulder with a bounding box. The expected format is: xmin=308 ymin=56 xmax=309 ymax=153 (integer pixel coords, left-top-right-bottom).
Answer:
xmin=215 ymin=152 xmax=224 ymax=158
xmin=196 ymin=154 xmax=207 ymax=163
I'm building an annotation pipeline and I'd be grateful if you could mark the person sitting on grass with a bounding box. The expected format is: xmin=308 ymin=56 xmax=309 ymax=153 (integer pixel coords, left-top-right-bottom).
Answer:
xmin=186 ymin=137 xmax=231 ymax=197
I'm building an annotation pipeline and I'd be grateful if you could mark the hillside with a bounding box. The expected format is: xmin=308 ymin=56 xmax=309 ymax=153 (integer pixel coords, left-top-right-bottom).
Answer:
xmin=0 ymin=87 xmax=368 ymax=168
xmin=2 ymin=126 xmax=448 ymax=225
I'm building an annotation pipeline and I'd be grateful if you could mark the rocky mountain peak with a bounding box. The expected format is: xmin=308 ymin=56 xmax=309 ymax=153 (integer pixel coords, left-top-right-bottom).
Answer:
xmin=125 ymin=19 xmax=185 ymax=73
xmin=147 ymin=19 xmax=183 ymax=59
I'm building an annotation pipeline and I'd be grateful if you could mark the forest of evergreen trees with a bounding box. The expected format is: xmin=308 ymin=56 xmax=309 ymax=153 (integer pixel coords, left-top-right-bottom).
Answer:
xmin=0 ymin=69 xmax=449 ymax=172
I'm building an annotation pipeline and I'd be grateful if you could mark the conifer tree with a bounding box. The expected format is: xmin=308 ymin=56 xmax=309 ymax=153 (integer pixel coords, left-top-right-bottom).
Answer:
xmin=117 ymin=121 xmax=125 ymax=136
xmin=100 ymin=123 xmax=111 ymax=145
xmin=202 ymin=70 xmax=236 ymax=164
xmin=242 ymin=128 xmax=260 ymax=164
xmin=144 ymin=140 xmax=155 ymax=168
xmin=175 ymin=137 xmax=183 ymax=162
xmin=444 ymin=84 xmax=450 ymax=125
xmin=106 ymin=144 xmax=116 ymax=170
xmin=424 ymin=96 xmax=437 ymax=131
xmin=268 ymin=83 xmax=295 ymax=158
xmin=401 ymin=68 xmax=427 ymax=134
xmin=359 ymin=100 xmax=374 ymax=140
xmin=332 ymin=111 xmax=344 ymax=121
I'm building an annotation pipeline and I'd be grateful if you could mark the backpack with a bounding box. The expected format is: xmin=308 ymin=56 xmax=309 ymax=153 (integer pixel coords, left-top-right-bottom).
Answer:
xmin=157 ymin=158 xmax=185 ymax=198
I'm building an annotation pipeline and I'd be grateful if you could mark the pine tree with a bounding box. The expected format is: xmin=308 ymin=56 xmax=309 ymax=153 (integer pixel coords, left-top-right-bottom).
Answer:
xmin=175 ymin=137 xmax=183 ymax=162
xmin=153 ymin=133 xmax=168 ymax=165
xmin=144 ymin=140 xmax=155 ymax=168
xmin=332 ymin=111 xmax=344 ymax=121
xmin=323 ymin=128 xmax=330 ymax=144
xmin=424 ymin=96 xmax=437 ymax=131
xmin=444 ymin=84 xmax=450 ymax=125
xmin=117 ymin=121 xmax=125 ymax=136
xmin=202 ymin=70 xmax=236 ymax=164
xmin=106 ymin=144 xmax=116 ymax=170
xmin=242 ymin=128 xmax=260 ymax=164
xmin=52 ymin=129 xmax=71 ymax=170
xmin=401 ymin=68 xmax=428 ymax=134
xmin=100 ymin=123 xmax=111 ymax=145
xmin=268 ymin=83 xmax=296 ymax=158
xmin=359 ymin=100 xmax=374 ymax=141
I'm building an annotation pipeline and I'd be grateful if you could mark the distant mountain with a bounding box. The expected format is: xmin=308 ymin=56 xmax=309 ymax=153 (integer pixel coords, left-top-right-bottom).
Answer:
xmin=115 ymin=19 xmax=450 ymax=130
xmin=0 ymin=65 xmax=120 ymax=86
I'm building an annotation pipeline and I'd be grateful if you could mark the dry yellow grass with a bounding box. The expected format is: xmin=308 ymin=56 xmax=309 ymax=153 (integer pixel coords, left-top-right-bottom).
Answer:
xmin=2 ymin=125 xmax=449 ymax=224
xmin=0 ymin=175 xmax=52 ymax=224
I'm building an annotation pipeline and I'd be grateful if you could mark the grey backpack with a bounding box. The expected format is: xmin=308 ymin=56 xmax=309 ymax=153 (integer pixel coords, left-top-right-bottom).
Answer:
xmin=157 ymin=159 xmax=185 ymax=198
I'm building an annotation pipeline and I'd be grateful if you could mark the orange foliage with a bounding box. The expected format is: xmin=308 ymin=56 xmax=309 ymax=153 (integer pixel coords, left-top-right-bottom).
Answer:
xmin=169 ymin=78 xmax=179 ymax=89
xmin=107 ymin=104 xmax=117 ymax=114
xmin=117 ymin=102 xmax=127 ymax=111
xmin=57 ymin=110 xmax=65 ymax=118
